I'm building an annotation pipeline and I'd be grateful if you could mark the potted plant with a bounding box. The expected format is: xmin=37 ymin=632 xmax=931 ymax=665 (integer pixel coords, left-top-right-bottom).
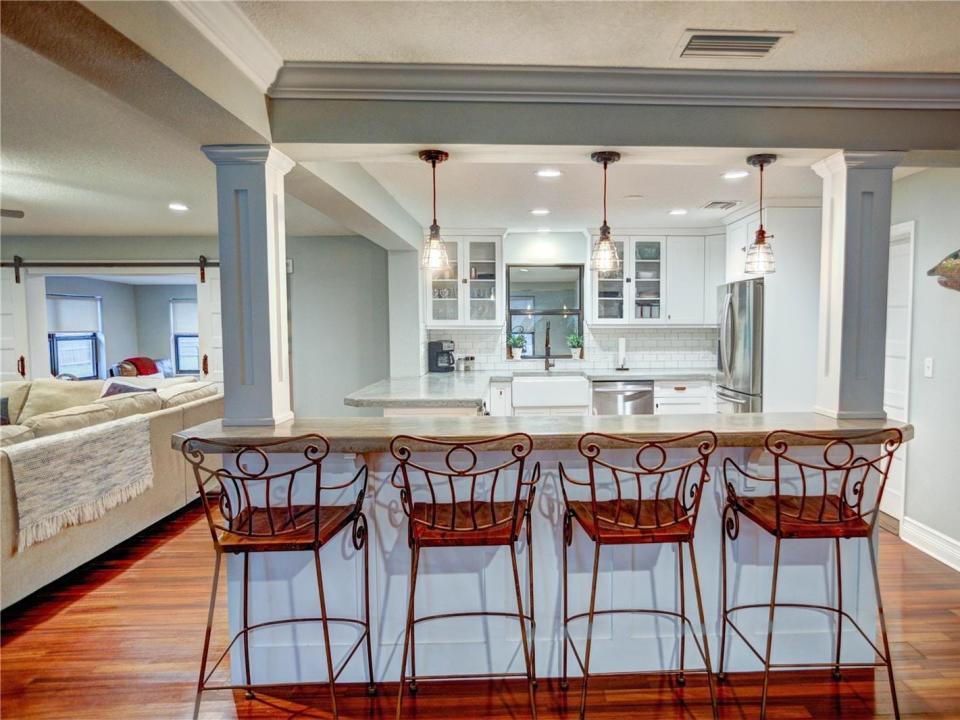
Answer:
xmin=567 ymin=333 xmax=584 ymax=359
xmin=507 ymin=334 xmax=526 ymax=360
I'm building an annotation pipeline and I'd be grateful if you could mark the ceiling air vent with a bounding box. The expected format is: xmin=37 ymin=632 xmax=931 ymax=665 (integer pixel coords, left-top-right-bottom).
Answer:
xmin=702 ymin=200 xmax=741 ymax=211
xmin=679 ymin=30 xmax=788 ymax=59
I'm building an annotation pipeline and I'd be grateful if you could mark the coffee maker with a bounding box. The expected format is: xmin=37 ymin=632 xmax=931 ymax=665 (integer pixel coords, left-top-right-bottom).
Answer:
xmin=428 ymin=340 xmax=455 ymax=373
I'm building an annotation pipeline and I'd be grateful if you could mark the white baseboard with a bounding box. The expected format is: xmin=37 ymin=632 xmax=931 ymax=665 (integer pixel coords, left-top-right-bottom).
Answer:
xmin=901 ymin=516 xmax=960 ymax=572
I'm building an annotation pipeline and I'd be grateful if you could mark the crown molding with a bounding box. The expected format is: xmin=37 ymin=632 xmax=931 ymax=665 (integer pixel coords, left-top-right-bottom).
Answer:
xmin=172 ymin=1 xmax=282 ymax=93
xmin=270 ymin=62 xmax=960 ymax=110
xmin=202 ymin=145 xmax=295 ymax=173
xmin=721 ymin=197 xmax=822 ymax=226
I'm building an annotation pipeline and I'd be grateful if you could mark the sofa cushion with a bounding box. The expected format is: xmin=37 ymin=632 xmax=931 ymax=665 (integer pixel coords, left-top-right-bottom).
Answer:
xmin=101 ymin=381 xmax=157 ymax=398
xmin=157 ymin=382 xmax=218 ymax=408
xmin=0 ymin=424 xmax=35 ymax=446
xmin=1 ymin=381 xmax=33 ymax=425
xmin=22 ymin=403 xmax=117 ymax=438
xmin=101 ymin=375 xmax=196 ymax=395
xmin=17 ymin=380 xmax=105 ymax=421
xmin=96 ymin=391 xmax=162 ymax=419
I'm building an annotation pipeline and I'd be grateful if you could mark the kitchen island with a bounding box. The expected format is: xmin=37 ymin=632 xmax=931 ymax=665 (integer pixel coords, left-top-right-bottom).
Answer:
xmin=174 ymin=413 xmax=912 ymax=686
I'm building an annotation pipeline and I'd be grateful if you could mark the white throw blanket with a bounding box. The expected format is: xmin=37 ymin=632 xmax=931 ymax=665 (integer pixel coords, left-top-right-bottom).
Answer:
xmin=5 ymin=415 xmax=154 ymax=551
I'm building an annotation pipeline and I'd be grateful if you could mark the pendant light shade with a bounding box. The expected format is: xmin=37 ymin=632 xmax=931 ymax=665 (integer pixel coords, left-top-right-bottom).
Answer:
xmin=744 ymin=153 xmax=777 ymax=276
xmin=419 ymin=149 xmax=450 ymax=270
xmin=590 ymin=151 xmax=622 ymax=272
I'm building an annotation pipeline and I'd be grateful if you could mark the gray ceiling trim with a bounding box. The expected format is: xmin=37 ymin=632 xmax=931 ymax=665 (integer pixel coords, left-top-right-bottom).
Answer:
xmin=269 ymin=62 xmax=960 ymax=110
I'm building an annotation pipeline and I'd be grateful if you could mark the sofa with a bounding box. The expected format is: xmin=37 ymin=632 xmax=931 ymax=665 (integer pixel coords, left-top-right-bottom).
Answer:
xmin=0 ymin=377 xmax=223 ymax=608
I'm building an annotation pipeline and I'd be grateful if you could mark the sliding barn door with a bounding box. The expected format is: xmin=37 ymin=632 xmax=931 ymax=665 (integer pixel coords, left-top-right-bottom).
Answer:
xmin=0 ymin=268 xmax=30 ymax=382
xmin=196 ymin=267 xmax=224 ymax=384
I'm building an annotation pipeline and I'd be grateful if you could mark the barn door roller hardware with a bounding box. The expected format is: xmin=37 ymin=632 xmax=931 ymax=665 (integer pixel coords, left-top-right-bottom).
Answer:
xmin=0 ymin=256 xmax=219 ymax=283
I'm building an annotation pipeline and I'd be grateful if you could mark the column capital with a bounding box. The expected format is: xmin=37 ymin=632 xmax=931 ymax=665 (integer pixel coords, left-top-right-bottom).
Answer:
xmin=201 ymin=144 xmax=295 ymax=174
xmin=812 ymin=150 xmax=906 ymax=178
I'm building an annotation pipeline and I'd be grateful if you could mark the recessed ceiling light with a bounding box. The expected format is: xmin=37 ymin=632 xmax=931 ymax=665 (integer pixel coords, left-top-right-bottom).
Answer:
xmin=669 ymin=208 xmax=688 ymax=216
xmin=168 ymin=202 xmax=189 ymax=212
xmin=723 ymin=170 xmax=749 ymax=180
xmin=530 ymin=208 xmax=550 ymax=216
xmin=537 ymin=227 xmax=551 ymax=233
xmin=535 ymin=169 xmax=562 ymax=178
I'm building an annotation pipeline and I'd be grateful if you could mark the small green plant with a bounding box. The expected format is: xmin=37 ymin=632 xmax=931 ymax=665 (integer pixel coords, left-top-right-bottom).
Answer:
xmin=566 ymin=333 xmax=583 ymax=349
xmin=506 ymin=334 xmax=526 ymax=349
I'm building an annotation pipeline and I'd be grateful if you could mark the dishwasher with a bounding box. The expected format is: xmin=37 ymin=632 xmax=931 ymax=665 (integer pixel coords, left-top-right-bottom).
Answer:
xmin=592 ymin=380 xmax=654 ymax=415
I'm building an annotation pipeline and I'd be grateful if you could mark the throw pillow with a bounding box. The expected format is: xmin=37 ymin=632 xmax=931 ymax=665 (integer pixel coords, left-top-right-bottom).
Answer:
xmin=101 ymin=382 xmax=158 ymax=398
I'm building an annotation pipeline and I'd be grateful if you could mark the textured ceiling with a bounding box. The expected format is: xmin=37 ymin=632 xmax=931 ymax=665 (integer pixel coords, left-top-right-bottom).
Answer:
xmin=0 ymin=39 xmax=351 ymax=237
xmin=239 ymin=1 xmax=960 ymax=73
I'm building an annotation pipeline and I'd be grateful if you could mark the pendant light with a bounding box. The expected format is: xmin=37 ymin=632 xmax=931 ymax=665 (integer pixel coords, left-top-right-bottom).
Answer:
xmin=590 ymin=151 xmax=622 ymax=272
xmin=744 ymin=153 xmax=777 ymax=275
xmin=419 ymin=149 xmax=450 ymax=270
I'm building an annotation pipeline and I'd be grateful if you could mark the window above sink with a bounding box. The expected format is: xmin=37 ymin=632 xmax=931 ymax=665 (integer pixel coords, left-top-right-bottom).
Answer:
xmin=507 ymin=264 xmax=583 ymax=358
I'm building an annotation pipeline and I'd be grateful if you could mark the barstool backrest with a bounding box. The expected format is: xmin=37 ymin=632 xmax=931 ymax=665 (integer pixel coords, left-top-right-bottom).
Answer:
xmin=181 ymin=434 xmax=333 ymax=546
xmin=389 ymin=433 xmax=536 ymax=538
xmin=573 ymin=431 xmax=717 ymax=533
xmin=764 ymin=428 xmax=902 ymax=532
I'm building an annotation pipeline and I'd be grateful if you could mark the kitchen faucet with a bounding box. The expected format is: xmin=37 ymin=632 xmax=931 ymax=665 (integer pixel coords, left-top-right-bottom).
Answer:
xmin=544 ymin=321 xmax=555 ymax=371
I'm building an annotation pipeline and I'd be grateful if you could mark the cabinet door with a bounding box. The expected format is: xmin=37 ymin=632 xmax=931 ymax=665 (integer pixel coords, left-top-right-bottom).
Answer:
xmin=664 ymin=236 xmax=705 ymax=324
xmin=654 ymin=397 xmax=710 ymax=414
xmin=489 ymin=381 xmax=512 ymax=416
xmin=426 ymin=239 xmax=461 ymax=325
xmin=466 ymin=238 xmax=500 ymax=325
xmin=630 ymin=237 xmax=665 ymax=322
xmin=703 ymin=234 xmax=726 ymax=325
xmin=593 ymin=237 xmax=627 ymax=323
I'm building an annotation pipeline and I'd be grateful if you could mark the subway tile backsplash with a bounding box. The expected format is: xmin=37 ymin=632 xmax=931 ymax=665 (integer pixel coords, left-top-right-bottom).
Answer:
xmin=427 ymin=325 xmax=718 ymax=372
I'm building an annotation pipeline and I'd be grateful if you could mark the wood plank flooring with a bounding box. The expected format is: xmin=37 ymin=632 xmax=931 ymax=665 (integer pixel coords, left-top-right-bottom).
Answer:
xmin=2 ymin=503 xmax=959 ymax=719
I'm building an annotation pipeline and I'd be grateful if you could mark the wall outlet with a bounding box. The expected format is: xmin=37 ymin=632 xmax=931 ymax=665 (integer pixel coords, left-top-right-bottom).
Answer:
xmin=286 ymin=258 xmax=294 ymax=274
xmin=923 ymin=357 xmax=934 ymax=378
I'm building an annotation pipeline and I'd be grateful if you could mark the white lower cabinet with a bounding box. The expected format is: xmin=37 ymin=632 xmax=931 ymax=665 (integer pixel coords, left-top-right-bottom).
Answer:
xmin=653 ymin=380 xmax=712 ymax=415
xmin=513 ymin=406 xmax=589 ymax=416
xmin=488 ymin=381 xmax=512 ymax=416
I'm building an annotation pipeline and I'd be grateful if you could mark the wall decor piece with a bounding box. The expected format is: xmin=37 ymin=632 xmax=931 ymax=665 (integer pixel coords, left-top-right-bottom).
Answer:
xmin=928 ymin=249 xmax=960 ymax=292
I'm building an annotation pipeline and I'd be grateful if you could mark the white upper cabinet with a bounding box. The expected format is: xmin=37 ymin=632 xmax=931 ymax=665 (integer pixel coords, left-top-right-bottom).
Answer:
xmin=425 ymin=235 xmax=502 ymax=327
xmin=703 ymin=234 xmax=726 ymax=325
xmin=663 ymin=236 xmax=704 ymax=324
xmin=630 ymin=237 xmax=666 ymax=323
xmin=593 ymin=238 xmax=627 ymax=324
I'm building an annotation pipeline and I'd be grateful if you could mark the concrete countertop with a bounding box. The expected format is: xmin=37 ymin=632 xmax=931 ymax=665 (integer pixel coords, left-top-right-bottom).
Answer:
xmin=174 ymin=413 xmax=912 ymax=454
xmin=343 ymin=368 xmax=717 ymax=409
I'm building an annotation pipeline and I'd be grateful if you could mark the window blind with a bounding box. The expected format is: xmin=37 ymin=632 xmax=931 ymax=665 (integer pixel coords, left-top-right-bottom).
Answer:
xmin=46 ymin=295 xmax=101 ymax=333
xmin=170 ymin=299 xmax=198 ymax=334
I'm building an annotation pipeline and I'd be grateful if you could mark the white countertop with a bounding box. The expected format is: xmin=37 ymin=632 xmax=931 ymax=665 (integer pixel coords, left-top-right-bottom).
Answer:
xmin=343 ymin=368 xmax=716 ymax=408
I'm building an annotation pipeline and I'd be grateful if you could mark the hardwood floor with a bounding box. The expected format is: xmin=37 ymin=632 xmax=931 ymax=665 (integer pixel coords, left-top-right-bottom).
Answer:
xmin=3 ymin=503 xmax=959 ymax=719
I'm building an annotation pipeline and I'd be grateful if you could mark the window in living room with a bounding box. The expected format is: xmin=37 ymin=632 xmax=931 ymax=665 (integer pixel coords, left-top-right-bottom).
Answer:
xmin=46 ymin=294 xmax=102 ymax=379
xmin=170 ymin=298 xmax=199 ymax=374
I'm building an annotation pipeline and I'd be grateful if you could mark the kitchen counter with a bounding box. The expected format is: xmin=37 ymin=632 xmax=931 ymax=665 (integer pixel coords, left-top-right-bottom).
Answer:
xmin=343 ymin=368 xmax=716 ymax=409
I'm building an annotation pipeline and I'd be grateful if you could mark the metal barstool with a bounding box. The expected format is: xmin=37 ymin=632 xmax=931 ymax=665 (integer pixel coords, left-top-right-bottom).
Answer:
xmin=559 ymin=431 xmax=719 ymax=720
xmin=389 ymin=433 xmax=540 ymax=720
xmin=718 ymin=428 xmax=904 ymax=719
xmin=182 ymin=434 xmax=376 ymax=720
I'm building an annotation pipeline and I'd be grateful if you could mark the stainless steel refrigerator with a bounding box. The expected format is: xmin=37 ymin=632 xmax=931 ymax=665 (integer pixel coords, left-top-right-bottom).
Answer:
xmin=716 ymin=278 xmax=764 ymax=413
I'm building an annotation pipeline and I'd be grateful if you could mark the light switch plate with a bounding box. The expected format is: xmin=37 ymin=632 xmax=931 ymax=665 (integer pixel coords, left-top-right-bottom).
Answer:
xmin=923 ymin=357 xmax=934 ymax=378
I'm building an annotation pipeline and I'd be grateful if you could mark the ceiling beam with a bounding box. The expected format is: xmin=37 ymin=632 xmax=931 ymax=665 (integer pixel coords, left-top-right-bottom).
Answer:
xmin=285 ymin=163 xmax=423 ymax=251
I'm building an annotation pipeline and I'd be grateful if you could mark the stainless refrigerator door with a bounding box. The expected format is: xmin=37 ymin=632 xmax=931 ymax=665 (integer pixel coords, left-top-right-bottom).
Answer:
xmin=715 ymin=387 xmax=763 ymax=414
xmin=719 ymin=279 xmax=763 ymax=396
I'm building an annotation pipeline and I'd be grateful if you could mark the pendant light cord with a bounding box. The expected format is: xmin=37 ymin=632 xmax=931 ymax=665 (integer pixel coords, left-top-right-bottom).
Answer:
xmin=431 ymin=159 xmax=438 ymax=225
xmin=759 ymin=161 xmax=764 ymax=218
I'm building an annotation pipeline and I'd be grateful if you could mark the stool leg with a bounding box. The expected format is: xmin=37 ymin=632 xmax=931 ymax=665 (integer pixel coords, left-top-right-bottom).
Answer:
xmin=833 ymin=537 xmax=843 ymax=680
xmin=313 ymin=548 xmax=339 ymax=720
xmin=688 ymin=541 xmax=719 ymax=720
xmin=760 ymin=537 xmax=782 ymax=720
xmin=578 ymin=542 xmax=602 ymax=720
xmin=868 ymin=533 xmax=901 ymax=720
xmin=510 ymin=544 xmax=537 ymax=719
xmin=242 ymin=552 xmax=254 ymax=699
xmin=362 ymin=515 xmax=377 ymax=695
xmin=526 ymin=516 xmax=538 ymax=689
xmin=677 ymin=541 xmax=687 ymax=686
xmin=193 ymin=551 xmax=222 ymax=720
xmin=396 ymin=544 xmax=420 ymax=720
xmin=561 ymin=512 xmax=571 ymax=692
xmin=717 ymin=511 xmax=730 ymax=682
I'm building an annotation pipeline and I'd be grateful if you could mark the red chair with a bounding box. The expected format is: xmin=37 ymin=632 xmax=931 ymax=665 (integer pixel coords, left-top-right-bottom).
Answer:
xmin=559 ymin=431 xmax=719 ymax=720
xmin=181 ymin=434 xmax=375 ymax=720
xmin=389 ymin=433 xmax=540 ymax=720
xmin=719 ymin=428 xmax=903 ymax=719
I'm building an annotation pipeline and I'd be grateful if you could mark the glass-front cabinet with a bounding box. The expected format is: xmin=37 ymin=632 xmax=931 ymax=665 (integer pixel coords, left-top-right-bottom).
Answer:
xmin=591 ymin=236 xmax=666 ymax=324
xmin=425 ymin=235 xmax=502 ymax=327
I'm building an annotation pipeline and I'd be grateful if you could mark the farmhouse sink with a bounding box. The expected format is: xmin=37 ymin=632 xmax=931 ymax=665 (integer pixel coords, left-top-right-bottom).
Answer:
xmin=511 ymin=375 xmax=590 ymax=407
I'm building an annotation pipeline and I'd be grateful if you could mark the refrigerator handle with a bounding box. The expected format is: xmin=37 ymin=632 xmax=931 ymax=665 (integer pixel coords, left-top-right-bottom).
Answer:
xmin=719 ymin=291 xmax=733 ymax=376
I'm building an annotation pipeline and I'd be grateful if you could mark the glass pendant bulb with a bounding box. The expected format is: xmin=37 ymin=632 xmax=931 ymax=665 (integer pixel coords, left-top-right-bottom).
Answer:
xmin=421 ymin=222 xmax=449 ymax=270
xmin=591 ymin=223 xmax=620 ymax=272
xmin=743 ymin=154 xmax=777 ymax=276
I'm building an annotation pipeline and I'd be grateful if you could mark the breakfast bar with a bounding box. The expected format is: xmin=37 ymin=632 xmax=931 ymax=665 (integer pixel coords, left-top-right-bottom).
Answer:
xmin=174 ymin=413 xmax=912 ymax=688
